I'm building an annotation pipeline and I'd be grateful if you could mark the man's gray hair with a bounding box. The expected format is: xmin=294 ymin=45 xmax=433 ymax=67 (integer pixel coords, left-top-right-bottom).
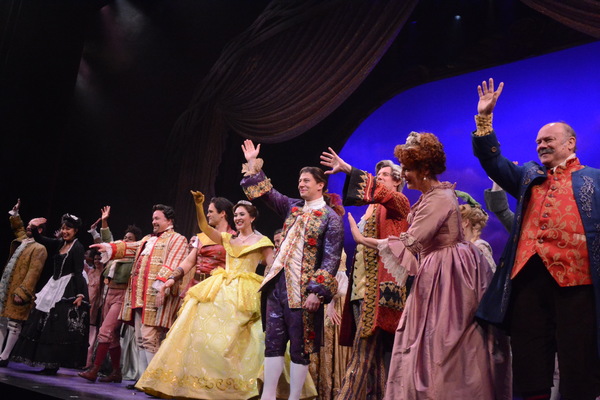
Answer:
xmin=375 ymin=159 xmax=404 ymax=191
xmin=560 ymin=122 xmax=578 ymax=152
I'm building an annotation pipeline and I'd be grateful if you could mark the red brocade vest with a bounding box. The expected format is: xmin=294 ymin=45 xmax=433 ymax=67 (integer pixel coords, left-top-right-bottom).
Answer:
xmin=512 ymin=157 xmax=591 ymax=286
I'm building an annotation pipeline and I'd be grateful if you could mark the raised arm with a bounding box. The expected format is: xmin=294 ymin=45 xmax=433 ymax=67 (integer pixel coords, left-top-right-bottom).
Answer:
xmin=191 ymin=190 xmax=222 ymax=245
xmin=9 ymin=198 xmax=27 ymax=240
xmin=474 ymin=78 xmax=504 ymax=138
xmin=241 ymin=139 xmax=261 ymax=174
xmin=100 ymin=206 xmax=110 ymax=229
xmin=88 ymin=217 xmax=102 ymax=244
xmin=477 ymin=78 xmax=503 ymax=117
xmin=320 ymin=147 xmax=352 ymax=175
xmin=30 ymin=218 xmax=59 ymax=250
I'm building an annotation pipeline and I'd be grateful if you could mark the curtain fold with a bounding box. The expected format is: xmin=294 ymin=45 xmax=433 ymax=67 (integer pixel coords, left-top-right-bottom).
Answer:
xmin=520 ymin=0 xmax=600 ymax=38
xmin=166 ymin=0 xmax=419 ymax=237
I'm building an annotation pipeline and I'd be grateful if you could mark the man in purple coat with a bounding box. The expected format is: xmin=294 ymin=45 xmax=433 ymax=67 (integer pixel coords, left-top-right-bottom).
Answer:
xmin=241 ymin=140 xmax=344 ymax=400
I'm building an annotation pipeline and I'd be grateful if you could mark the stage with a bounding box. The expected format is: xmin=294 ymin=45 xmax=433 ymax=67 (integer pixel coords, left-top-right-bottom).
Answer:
xmin=0 ymin=361 xmax=141 ymax=400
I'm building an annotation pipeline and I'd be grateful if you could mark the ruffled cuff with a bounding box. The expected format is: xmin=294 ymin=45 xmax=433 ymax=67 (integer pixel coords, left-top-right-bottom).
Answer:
xmin=334 ymin=270 xmax=348 ymax=298
xmin=379 ymin=234 xmax=420 ymax=276
xmin=377 ymin=239 xmax=411 ymax=284
xmin=98 ymin=243 xmax=113 ymax=263
xmin=88 ymin=229 xmax=101 ymax=241
xmin=474 ymin=114 xmax=493 ymax=136
xmin=307 ymin=269 xmax=338 ymax=303
xmin=241 ymin=158 xmax=264 ymax=177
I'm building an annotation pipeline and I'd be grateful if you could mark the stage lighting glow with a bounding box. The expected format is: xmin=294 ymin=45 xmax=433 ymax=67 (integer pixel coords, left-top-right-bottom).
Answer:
xmin=331 ymin=41 xmax=600 ymax=263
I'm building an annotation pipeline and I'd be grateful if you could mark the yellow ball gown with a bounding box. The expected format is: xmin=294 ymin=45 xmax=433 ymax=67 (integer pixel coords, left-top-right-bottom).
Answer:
xmin=137 ymin=232 xmax=272 ymax=399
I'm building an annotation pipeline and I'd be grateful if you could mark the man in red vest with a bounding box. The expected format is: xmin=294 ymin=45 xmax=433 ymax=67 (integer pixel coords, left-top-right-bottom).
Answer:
xmin=473 ymin=78 xmax=600 ymax=400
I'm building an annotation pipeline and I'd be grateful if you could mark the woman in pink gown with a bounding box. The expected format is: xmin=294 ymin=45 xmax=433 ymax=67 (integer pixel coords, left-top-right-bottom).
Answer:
xmin=348 ymin=131 xmax=511 ymax=400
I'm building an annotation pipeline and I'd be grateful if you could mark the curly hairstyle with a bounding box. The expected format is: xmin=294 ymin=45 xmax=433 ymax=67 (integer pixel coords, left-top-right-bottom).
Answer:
xmin=393 ymin=132 xmax=446 ymax=178
xmin=125 ymin=224 xmax=143 ymax=241
xmin=459 ymin=204 xmax=489 ymax=234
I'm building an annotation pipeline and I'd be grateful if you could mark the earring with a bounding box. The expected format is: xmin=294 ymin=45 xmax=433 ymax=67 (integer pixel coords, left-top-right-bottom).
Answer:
xmin=423 ymin=177 xmax=427 ymax=181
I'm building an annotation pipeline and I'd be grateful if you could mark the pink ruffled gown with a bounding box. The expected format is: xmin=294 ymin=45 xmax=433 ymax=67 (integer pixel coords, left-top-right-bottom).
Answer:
xmin=379 ymin=183 xmax=511 ymax=400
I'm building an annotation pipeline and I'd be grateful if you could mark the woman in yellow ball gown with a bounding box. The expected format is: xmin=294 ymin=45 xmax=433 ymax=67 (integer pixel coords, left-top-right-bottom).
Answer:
xmin=136 ymin=191 xmax=274 ymax=399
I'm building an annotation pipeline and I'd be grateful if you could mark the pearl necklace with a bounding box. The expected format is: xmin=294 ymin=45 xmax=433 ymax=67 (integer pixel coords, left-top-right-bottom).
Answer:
xmin=237 ymin=232 xmax=255 ymax=243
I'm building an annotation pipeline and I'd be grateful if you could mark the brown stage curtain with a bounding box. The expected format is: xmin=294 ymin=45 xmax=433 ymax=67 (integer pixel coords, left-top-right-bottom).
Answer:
xmin=166 ymin=0 xmax=419 ymax=237
xmin=521 ymin=0 xmax=600 ymax=38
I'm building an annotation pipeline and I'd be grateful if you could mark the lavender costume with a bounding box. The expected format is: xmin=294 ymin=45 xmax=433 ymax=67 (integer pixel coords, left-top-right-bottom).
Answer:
xmin=241 ymin=170 xmax=344 ymax=364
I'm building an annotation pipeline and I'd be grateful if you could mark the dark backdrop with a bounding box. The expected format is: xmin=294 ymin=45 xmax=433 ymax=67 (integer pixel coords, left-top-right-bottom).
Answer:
xmin=0 ymin=0 xmax=595 ymax=254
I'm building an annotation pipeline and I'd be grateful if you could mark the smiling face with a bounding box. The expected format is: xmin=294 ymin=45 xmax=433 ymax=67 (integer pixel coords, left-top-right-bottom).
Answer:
xmin=61 ymin=223 xmax=77 ymax=242
xmin=298 ymin=172 xmax=324 ymax=201
xmin=536 ymin=123 xmax=576 ymax=168
xmin=152 ymin=210 xmax=172 ymax=234
xmin=233 ymin=205 xmax=255 ymax=232
xmin=401 ymin=166 xmax=427 ymax=192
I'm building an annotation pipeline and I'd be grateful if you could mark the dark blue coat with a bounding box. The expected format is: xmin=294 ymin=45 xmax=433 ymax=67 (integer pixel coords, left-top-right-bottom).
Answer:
xmin=472 ymin=131 xmax=600 ymax=354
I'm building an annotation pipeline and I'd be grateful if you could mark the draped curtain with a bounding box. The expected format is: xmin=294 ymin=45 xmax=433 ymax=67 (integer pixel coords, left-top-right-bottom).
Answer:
xmin=166 ymin=0 xmax=420 ymax=236
xmin=520 ymin=0 xmax=600 ymax=38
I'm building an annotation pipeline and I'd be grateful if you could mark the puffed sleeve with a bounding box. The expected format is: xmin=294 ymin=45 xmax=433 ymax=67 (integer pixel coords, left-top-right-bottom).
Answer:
xmin=241 ymin=170 xmax=299 ymax=220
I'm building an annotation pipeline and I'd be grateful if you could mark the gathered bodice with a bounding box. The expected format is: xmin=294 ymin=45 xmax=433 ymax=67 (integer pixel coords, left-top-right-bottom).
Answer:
xmin=224 ymin=237 xmax=272 ymax=275
xmin=406 ymin=183 xmax=465 ymax=258
xmin=419 ymin=202 xmax=463 ymax=257
xmin=186 ymin=233 xmax=274 ymax=312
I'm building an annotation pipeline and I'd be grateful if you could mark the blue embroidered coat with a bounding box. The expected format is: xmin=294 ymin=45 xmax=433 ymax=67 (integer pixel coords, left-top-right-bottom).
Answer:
xmin=472 ymin=131 xmax=600 ymax=353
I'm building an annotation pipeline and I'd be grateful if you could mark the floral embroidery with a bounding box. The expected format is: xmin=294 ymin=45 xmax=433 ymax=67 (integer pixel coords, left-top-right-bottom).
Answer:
xmin=310 ymin=269 xmax=338 ymax=297
xmin=242 ymin=178 xmax=273 ymax=200
xmin=143 ymin=367 xmax=255 ymax=392
xmin=307 ymin=331 xmax=316 ymax=340
xmin=307 ymin=238 xmax=317 ymax=246
xmin=291 ymin=207 xmax=299 ymax=213
xmin=580 ymin=176 xmax=594 ymax=218
xmin=313 ymin=210 xmax=323 ymax=217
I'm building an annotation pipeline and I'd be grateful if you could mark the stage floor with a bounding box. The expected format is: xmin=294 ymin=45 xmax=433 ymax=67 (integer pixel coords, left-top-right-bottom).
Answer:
xmin=0 ymin=361 xmax=141 ymax=400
